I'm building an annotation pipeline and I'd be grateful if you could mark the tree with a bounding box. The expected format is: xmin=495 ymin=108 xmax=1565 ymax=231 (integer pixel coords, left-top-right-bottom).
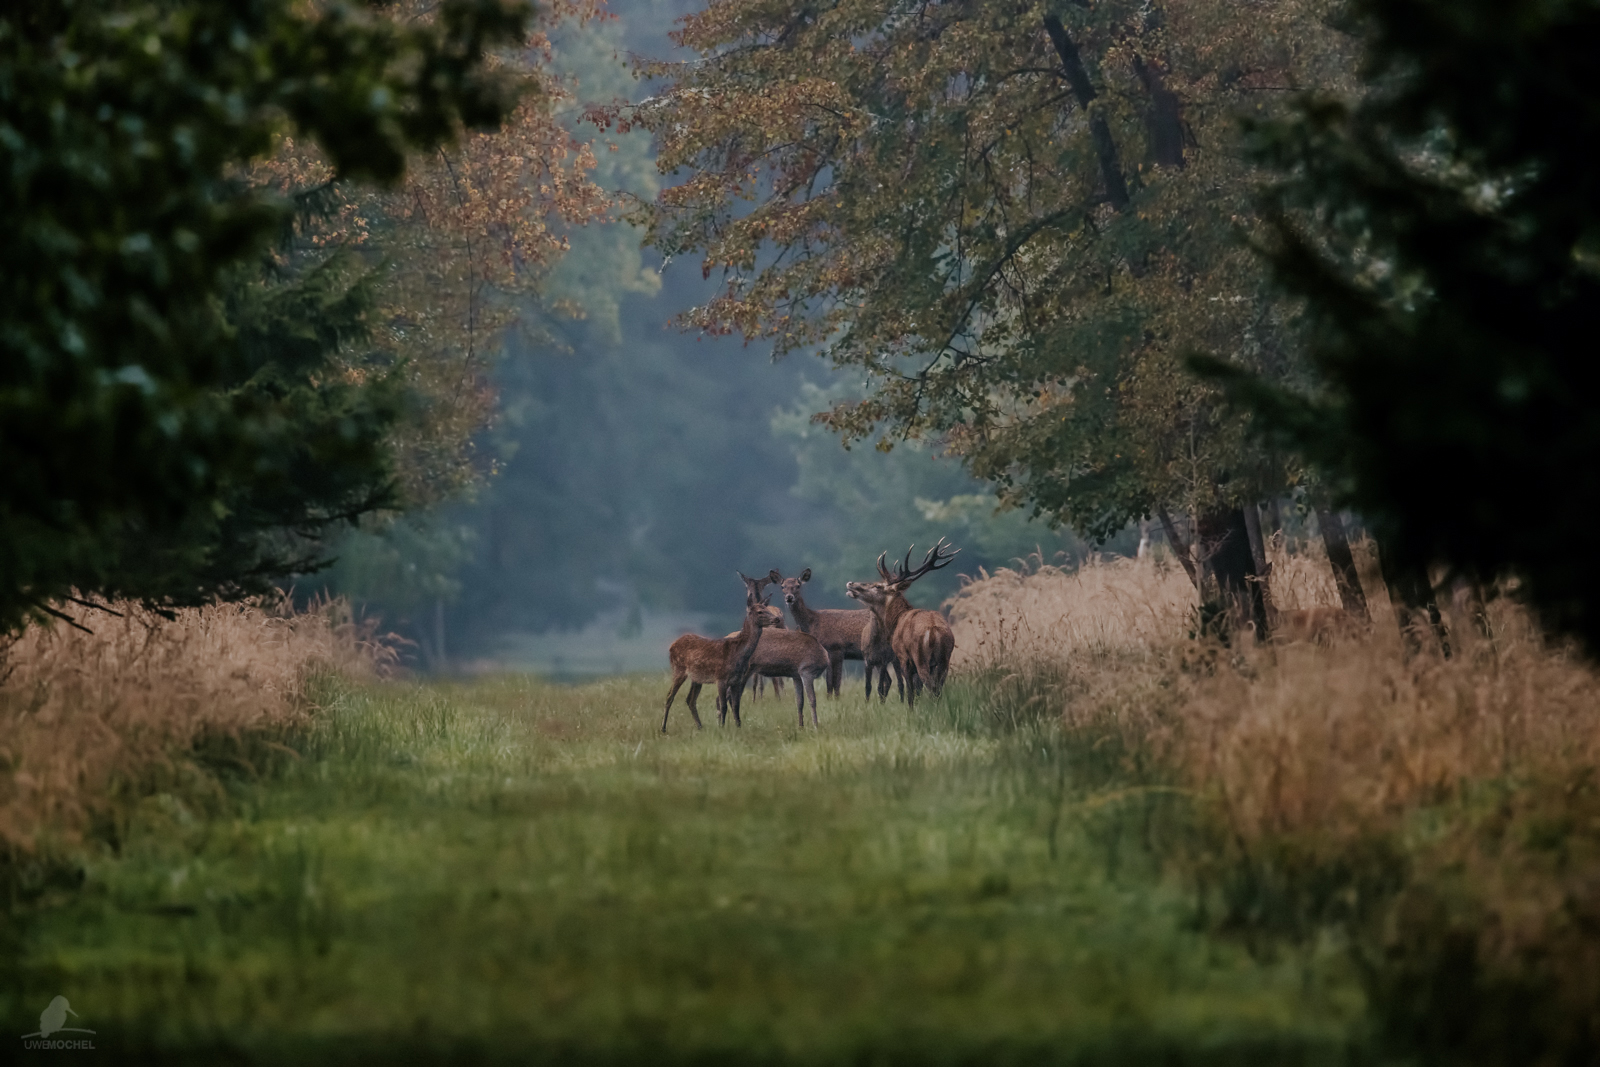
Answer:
xmin=1219 ymin=0 xmax=1600 ymax=652
xmin=616 ymin=0 xmax=1356 ymax=633
xmin=252 ymin=0 xmax=613 ymax=508
xmin=0 ymin=0 xmax=535 ymax=631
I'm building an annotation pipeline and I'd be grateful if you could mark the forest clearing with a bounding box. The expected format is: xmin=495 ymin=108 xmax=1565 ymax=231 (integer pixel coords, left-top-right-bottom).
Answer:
xmin=6 ymin=0 xmax=1599 ymax=1061
xmin=7 ymin=543 xmax=1598 ymax=1062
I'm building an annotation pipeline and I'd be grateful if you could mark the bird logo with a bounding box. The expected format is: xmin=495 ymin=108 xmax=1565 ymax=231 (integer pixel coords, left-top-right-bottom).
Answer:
xmin=21 ymin=996 xmax=95 ymax=1039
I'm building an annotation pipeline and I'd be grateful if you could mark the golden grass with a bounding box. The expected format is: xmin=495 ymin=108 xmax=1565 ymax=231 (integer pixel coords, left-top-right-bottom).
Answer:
xmin=0 ymin=598 xmax=386 ymax=860
xmin=946 ymin=542 xmax=1600 ymax=849
xmin=946 ymin=553 xmax=1196 ymax=668
xmin=946 ymin=536 xmax=1600 ymax=1053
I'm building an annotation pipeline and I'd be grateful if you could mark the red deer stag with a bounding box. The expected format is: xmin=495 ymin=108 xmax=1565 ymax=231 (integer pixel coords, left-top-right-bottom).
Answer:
xmin=738 ymin=574 xmax=831 ymax=727
xmin=845 ymin=540 xmax=959 ymax=708
xmin=768 ymin=567 xmax=876 ymax=699
xmin=662 ymin=579 xmax=774 ymax=733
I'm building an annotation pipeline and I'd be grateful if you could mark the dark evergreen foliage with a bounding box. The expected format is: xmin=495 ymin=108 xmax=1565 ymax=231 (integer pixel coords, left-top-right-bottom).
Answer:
xmin=0 ymin=0 xmax=530 ymax=630
xmin=1210 ymin=0 xmax=1600 ymax=652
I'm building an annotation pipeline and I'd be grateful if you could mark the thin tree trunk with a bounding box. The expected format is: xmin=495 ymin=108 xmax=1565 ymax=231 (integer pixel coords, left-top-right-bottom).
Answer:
xmin=1377 ymin=542 xmax=1449 ymax=656
xmin=1043 ymin=15 xmax=1130 ymax=212
xmin=1263 ymin=497 xmax=1284 ymax=543
xmin=1131 ymin=53 xmax=1189 ymax=168
xmin=1243 ymin=504 xmax=1269 ymax=577
xmin=1314 ymin=506 xmax=1370 ymax=621
xmin=1242 ymin=503 xmax=1276 ymax=623
xmin=1197 ymin=506 xmax=1269 ymax=641
xmin=432 ymin=597 xmax=447 ymax=672
xmin=1157 ymin=506 xmax=1199 ymax=590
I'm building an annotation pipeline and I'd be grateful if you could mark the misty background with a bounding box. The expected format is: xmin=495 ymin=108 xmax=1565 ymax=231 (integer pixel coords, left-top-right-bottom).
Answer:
xmin=321 ymin=0 xmax=1128 ymax=673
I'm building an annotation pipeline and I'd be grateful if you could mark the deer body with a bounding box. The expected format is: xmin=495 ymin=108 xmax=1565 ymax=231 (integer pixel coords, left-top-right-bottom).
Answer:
xmin=742 ymin=629 xmax=830 ymax=727
xmin=770 ymin=568 xmax=873 ymax=698
xmin=662 ymin=589 xmax=772 ymax=732
xmin=846 ymin=540 xmax=959 ymax=708
xmin=725 ymin=610 xmax=787 ymax=700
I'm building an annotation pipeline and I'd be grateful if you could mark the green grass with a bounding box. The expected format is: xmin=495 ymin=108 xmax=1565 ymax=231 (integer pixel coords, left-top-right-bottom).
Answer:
xmin=4 ymin=673 xmax=1366 ymax=1063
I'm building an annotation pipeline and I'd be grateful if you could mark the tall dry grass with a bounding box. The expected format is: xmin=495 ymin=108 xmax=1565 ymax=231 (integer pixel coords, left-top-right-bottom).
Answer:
xmin=947 ymin=553 xmax=1196 ymax=669
xmin=948 ymin=540 xmax=1600 ymax=1058
xmin=0 ymin=598 xmax=386 ymax=864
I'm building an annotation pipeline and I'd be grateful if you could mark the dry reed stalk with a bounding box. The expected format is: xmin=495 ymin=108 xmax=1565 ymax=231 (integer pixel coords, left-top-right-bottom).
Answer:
xmin=0 ymin=598 xmax=388 ymax=859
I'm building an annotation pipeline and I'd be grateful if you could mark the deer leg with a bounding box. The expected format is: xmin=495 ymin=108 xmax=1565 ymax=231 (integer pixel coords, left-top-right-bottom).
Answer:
xmin=773 ymin=676 xmax=785 ymax=698
xmin=864 ymin=664 xmax=874 ymax=701
xmin=806 ymin=672 xmax=820 ymax=726
xmin=686 ymin=681 xmax=707 ymax=729
xmin=792 ymin=672 xmax=806 ymax=727
xmin=662 ymin=672 xmax=688 ymax=732
xmin=730 ymin=677 xmax=744 ymax=727
xmin=827 ymin=652 xmax=843 ymax=697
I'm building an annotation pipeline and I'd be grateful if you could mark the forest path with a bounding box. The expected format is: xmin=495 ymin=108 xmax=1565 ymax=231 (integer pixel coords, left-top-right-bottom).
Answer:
xmin=7 ymin=674 xmax=1361 ymax=1063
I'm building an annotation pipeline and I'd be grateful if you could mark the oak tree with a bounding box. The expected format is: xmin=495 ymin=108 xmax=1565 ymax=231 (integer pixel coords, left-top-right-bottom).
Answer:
xmin=618 ymin=0 xmax=1356 ymax=630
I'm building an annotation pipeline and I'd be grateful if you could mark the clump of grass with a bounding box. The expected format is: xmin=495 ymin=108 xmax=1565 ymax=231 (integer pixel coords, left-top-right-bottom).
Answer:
xmin=951 ymin=547 xmax=1600 ymax=1063
xmin=946 ymin=553 xmax=1196 ymax=669
xmin=0 ymin=597 xmax=387 ymax=875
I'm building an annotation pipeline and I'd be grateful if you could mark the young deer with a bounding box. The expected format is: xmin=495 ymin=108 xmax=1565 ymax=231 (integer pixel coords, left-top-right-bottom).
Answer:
xmin=731 ymin=573 xmax=786 ymax=701
xmin=845 ymin=540 xmax=959 ymax=708
xmin=768 ymin=568 xmax=873 ymax=699
xmin=661 ymin=580 xmax=774 ymax=733
xmin=739 ymin=575 xmax=830 ymax=727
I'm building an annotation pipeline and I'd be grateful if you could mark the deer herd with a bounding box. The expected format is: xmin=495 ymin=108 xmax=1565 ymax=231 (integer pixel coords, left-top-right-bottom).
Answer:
xmin=662 ymin=539 xmax=960 ymax=733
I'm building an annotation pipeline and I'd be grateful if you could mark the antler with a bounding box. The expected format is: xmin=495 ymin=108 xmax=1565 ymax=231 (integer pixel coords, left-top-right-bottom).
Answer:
xmin=891 ymin=538 xmax=960 ymax=585
xmin=875 ymin=552 xmax=893 ymax=580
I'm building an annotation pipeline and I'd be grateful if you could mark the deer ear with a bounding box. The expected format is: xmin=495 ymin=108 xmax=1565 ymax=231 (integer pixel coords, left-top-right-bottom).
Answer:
xmin=800 ymin=568 xmax=812 ymax=583
xmin=767 ymin=569 xmax=782 ymax=583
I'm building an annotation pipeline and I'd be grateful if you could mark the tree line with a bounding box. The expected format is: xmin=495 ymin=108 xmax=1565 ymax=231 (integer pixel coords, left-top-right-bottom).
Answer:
xmin=608 ymin=0 xmax=1600 ymax=650
xmin=5 ymin=0 xmax=1596 ymax=658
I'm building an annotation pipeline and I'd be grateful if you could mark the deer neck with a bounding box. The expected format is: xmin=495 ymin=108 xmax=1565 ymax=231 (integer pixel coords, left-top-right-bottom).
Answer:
xmin=787 ymin=591 xmax=822 ymax=632
xmin=728 ymin=611 xmax=764 ymax=675
xmin=875 ymin=591 xmax=912 ymax=635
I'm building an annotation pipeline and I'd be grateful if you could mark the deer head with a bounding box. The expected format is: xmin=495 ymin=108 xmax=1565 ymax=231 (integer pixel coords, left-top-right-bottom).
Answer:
xmin=768 ymin=567 xmax=812 ymax=608
xmin=846 ymin=539 xmax=959 ymax=607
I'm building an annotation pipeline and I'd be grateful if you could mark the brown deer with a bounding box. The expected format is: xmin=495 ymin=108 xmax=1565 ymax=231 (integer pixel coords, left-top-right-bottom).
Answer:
xmin=729 ymin=591 xmax=790 ymax=700
xmin=739 ymin=575 xmax=831 ymax=727
xmin=661 ymin=579 xmax=775 ymax=733
xmin=861 ymin=611 xmax=904 ymax=703
xmin=845 ymin=540 xmax=959 ymax=708
xmin=733 ymin=573 xmax=786 ymax=701
xmin=768 ymin=568 xmax=874 ymax=699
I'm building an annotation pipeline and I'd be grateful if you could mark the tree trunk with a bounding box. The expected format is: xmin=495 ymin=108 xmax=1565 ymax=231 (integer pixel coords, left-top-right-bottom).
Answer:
xmin=1377 ymin=542 xmax=1449 ymax=656
xmin=1042 ymin=15 xmax=1130 ymax=212
xmin=1262 ymin=497 xmax=1284 ymax=546
xmin=1243 ymin=504 xmax=1270 ymax=577
xmin=1314 ymin=506 xmax=1370 ymax=621
xmin=1131 ymin=53 xmax=1189 ymax=168
xmin=1242 ymin=503 xmax=1276 ymax=623
xmin=1156 ymin=506 xmax=1199 ymax=590
xmin=1197 ymin=506 xmax=1269 ymax=641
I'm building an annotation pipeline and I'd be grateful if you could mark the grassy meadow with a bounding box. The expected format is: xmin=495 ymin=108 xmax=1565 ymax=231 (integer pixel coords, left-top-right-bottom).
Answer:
xmin=6 ymin=544 xmax=1600 ymax=1063
xmin=4 ymin=670 xmax=1362 ymax=1063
